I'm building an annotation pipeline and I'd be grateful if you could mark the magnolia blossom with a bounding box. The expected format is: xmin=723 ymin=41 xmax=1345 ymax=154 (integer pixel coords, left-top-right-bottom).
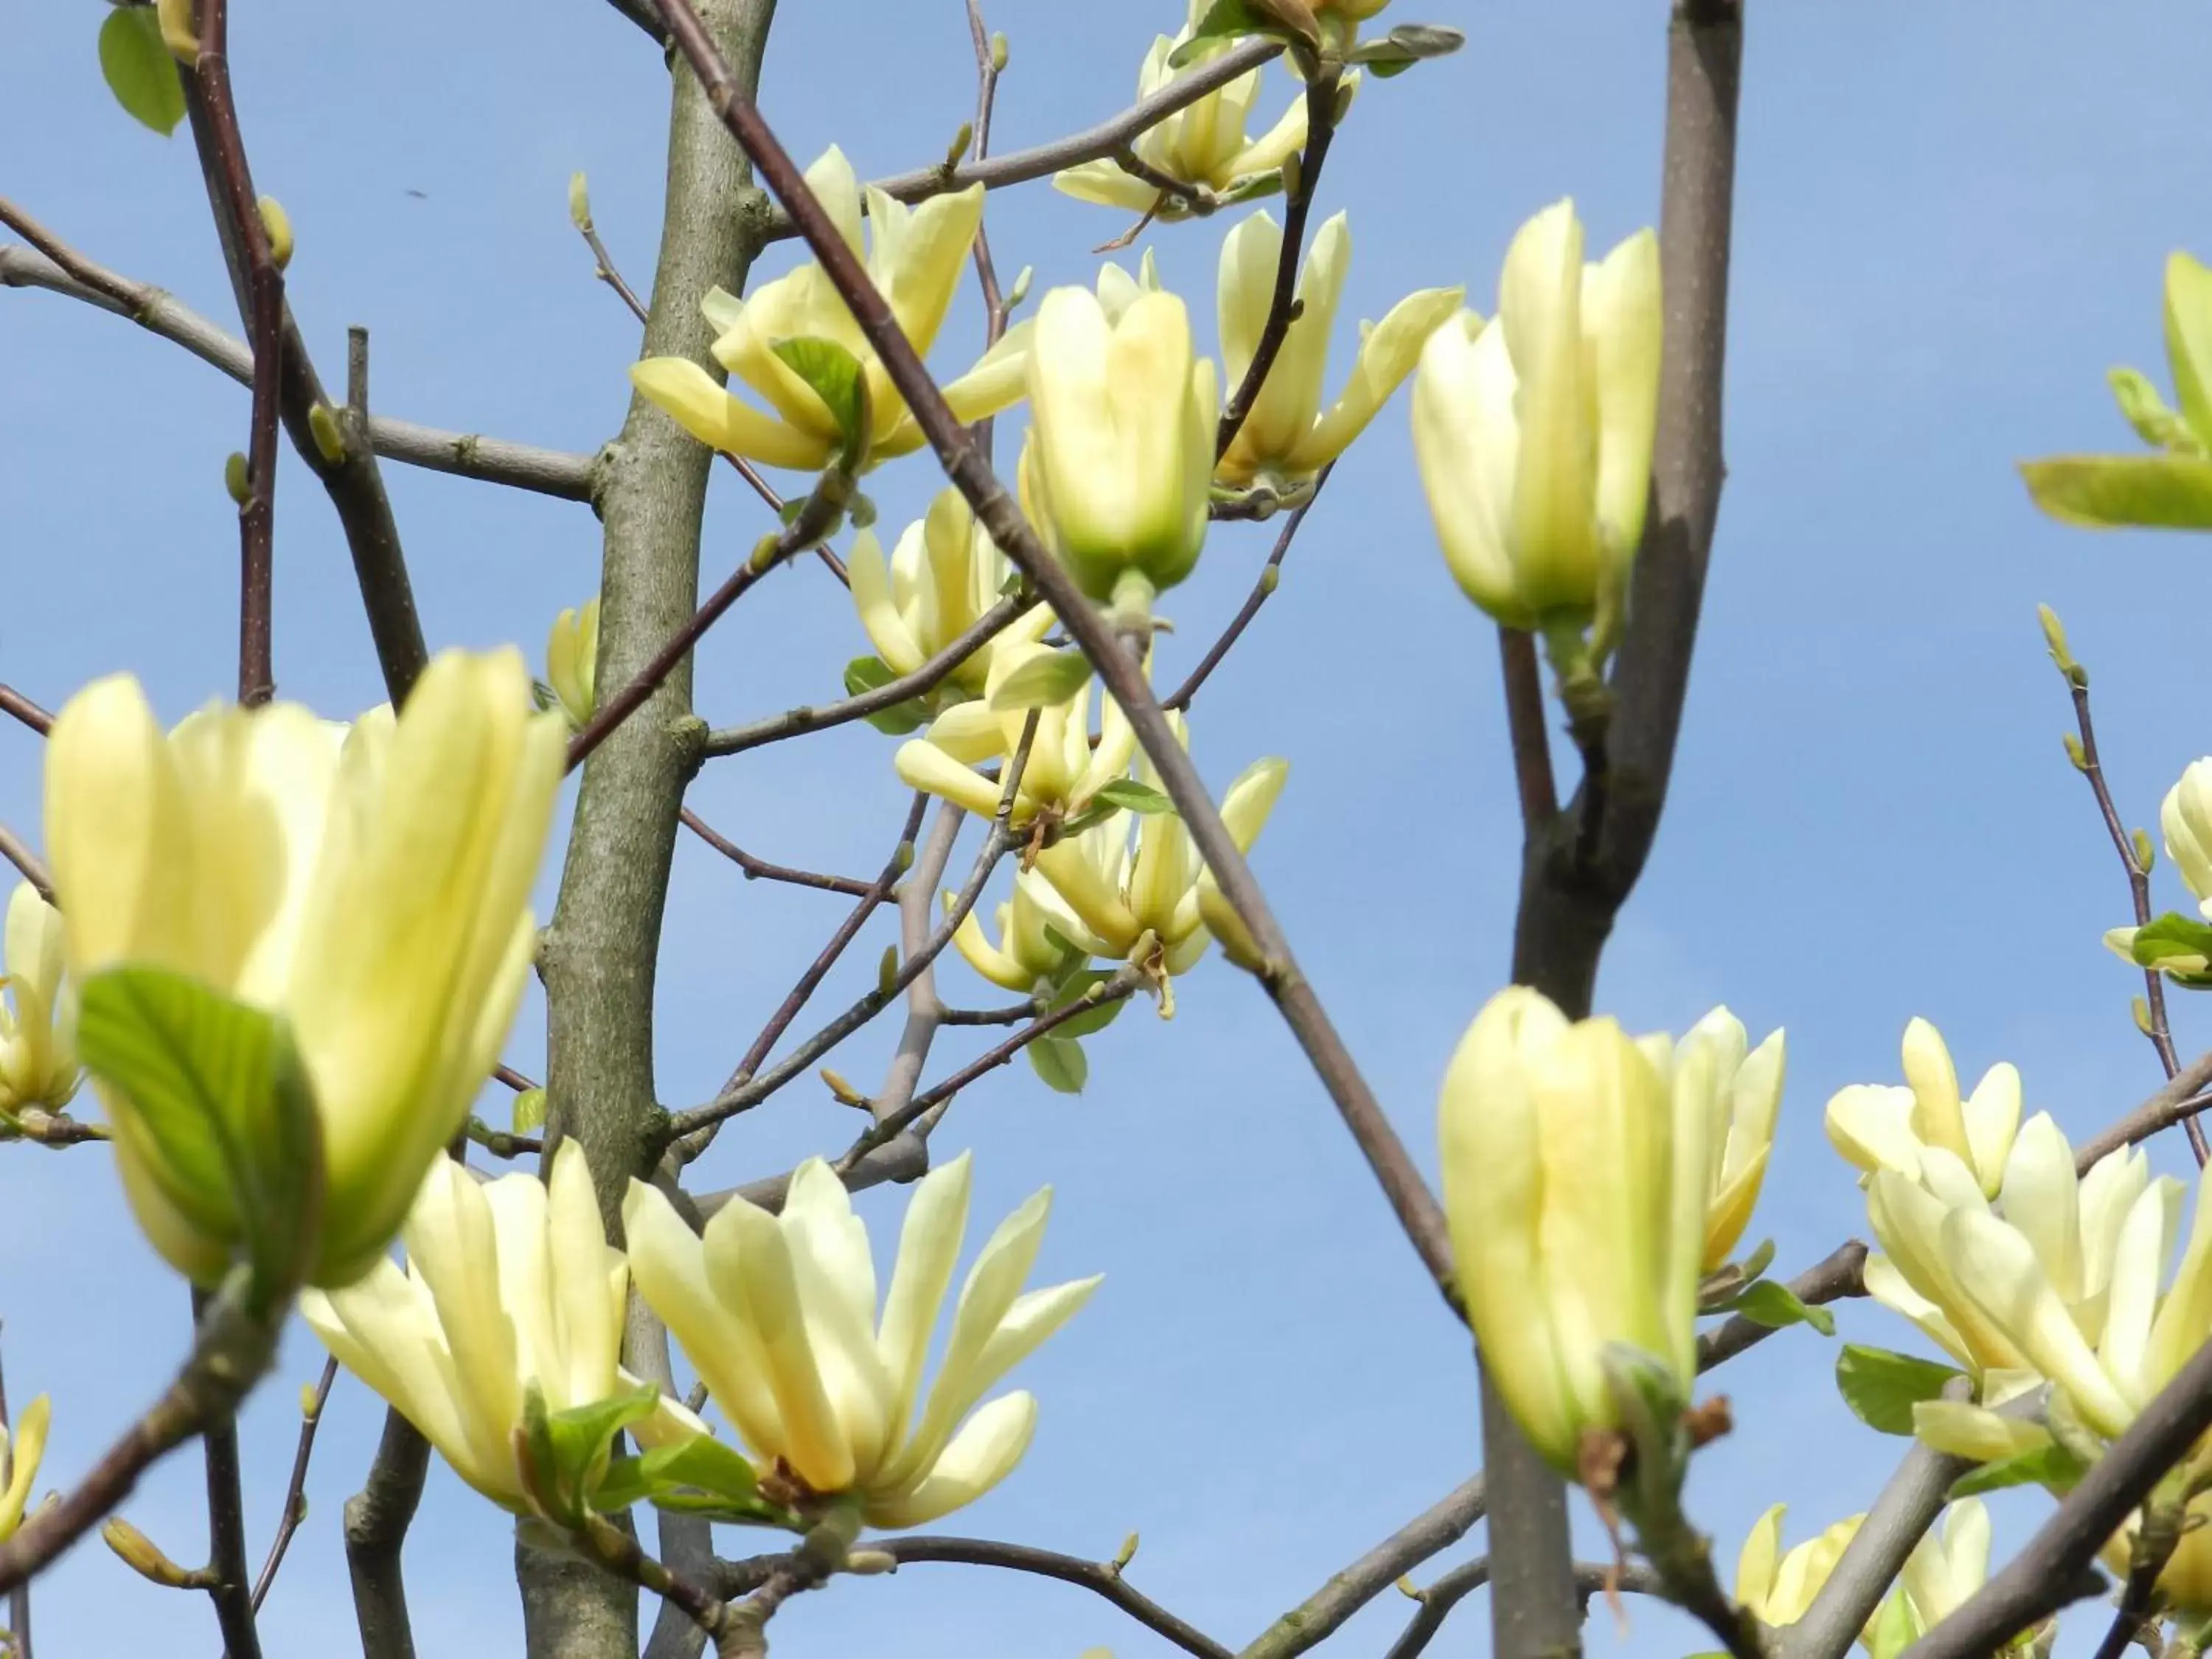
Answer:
xmin=1736 ymin=1505 xmax=1865 ymax=1628
xmin=2020 ymin=251 xmax=2212 ymax=531
xmin=893 ymin=643 xmax=1136 ymax=827
xmin=1437 ymin=988 xmax=1708 ymax=1471
xmin=1022 ymin=287 xmax=1216 ymax=611
xmin=0 ymin=883 xmax=77 ymax=1114
xmin=849 ymin=490 xmax=1051 ymax=698
xmin=1029 ymin=721 xmax=1286 ymax=981
xmin=631 ymin=147 xmax=1028 ymax=472
xmin=546 ymin=595 xmax=600 ymax=731
xmin=624 ymin=1154 xmax=1098 ymax=1529
xmin=1638 ymin=1007 xmax=1785 ymax=1271
xmin=0 ymin=1391 xmax=47 ymax=1544
xmin=2164 ymin=759 xmax=2212 ymax=916
xmin=1215 ymin=210 xmax=1462 ymax=489
xmin=302 ymin=1144 xmax=702 ymax=1514
xmin=951 ymin=863 xmax=1094 ymax=994
xmin=1413 ymin=199 xmax=1660 ymax=655
xmin=1054 ymin=3 xmax=1310 ymax=219
xmin=1826 ymin=1018 xmax=2022 ymax=1200
xmin=1896 ymin=1501 xmax=1995 ymax=1641
xmin=45 ymin=650 xmax=564 ymax=1288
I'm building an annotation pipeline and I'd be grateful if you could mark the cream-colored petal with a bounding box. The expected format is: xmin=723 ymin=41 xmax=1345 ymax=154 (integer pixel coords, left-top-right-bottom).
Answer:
xmin=1290 ymin=285 xmax=1467 ymax=475
xmin=848 ymin=531 xmax=926 ymax=675
xmin=1998 ymin=1112 xmax=2084 ymax=1302
xmin=704 ymin=1196 xmax=856 ymax=1492
xmin=627 ymin=359 xmax=832 ymax=470
xmin=1942 ymin=1207 xmax=2131 ymax=1437
xmin=863 ymin=1390 xmax=1037 ymax=1529
xmin=779 ymin=1160 xmax=897 ymax=1478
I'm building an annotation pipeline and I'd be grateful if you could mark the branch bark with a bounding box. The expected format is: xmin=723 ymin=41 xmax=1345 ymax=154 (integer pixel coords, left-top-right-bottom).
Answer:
xmin=529 ymin=1 xmax=777 ymax=1655
xmin=343 ymin=1408 xmax=431 ymax=1659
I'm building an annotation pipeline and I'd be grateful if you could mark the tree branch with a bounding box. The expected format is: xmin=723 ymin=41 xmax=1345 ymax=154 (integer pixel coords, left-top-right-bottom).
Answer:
xmin=343 ymin=1408 xmax=431 ymax=1659
xmin=1497 ymin=627 xmax=1557 ymax=831
xmin=678 ymin=808 xmax=874 ymax=896
xmin=1696 ymin=1240 xmax=1868 ymax=1372
xmin=752 ymin=38 xmax=1284 ymax=242
xmin=1383 ymin=1558 xmax=1659 ymax=1659
xmin=2074 ymin=1050 xmax=2212 ymax=1169
xmin=1164 ymin=470 xmax=1329 ymax=712
xmin=1239 ymin=1474 xmax=1486 ymax=1659
xmin=652 ymin=0 xmax=1463 ymax=1322
xmin=876 ymin=1536 xmax=1232 ymax=1659
xmin=1779 ymin=1435 xmax=1969 ymax=1659
xmin=250 ymin=1357 xmax=336 ymax=1612
xmin=0 ymin=241 xmax=599 ymax=502
xmin=0 ymin=825 xmax=51 ymax=905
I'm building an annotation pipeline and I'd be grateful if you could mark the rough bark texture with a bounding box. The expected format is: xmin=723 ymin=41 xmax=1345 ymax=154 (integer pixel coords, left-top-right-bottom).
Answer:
xmin=526 ymin=1 xmax=776 ymax=1654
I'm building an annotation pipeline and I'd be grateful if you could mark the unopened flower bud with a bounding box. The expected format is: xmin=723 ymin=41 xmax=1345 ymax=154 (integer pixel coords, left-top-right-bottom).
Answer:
xmin=102 ymin=1517 xmax=204 ymax=1589
xmin=989 ymin=32 xmax=1009 ymax=71
xmin=568 ymin=170 xmax=592 ymax=232
xmin=257 ymin=196 xmax=293 ymax=271
xmin=224 ymin=451 xmax=251 ymax=505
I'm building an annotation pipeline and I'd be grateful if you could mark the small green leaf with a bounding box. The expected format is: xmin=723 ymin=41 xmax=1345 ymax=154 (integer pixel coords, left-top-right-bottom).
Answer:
xmin=1046 ymin=969 xmax=1128 ymax=1040
xmin=841 ymin=655 xmax=930 ymax=736
xmin=2109 ymin=367 xmax=2202 ymax=453
xmin=512 ymin=1088 xmax=547 ymax=1136
xmin=989 ymin=648 xmax=1092 ymax=712
xmin=99 ymin=8 xmax=186 ymax=136
xmin=771 ymin=338 xmax=869 ymax=455
xmin=1028 ymin=1035 xmax=1088 ymax=1094
xmin=598 ymin=1436 xmax=793 ymax=1527
xmin=1947 ymin=1441 xmax=2088 ymax=1500
xmin=1835 ymin=1344 xmax=1965 ymax=1436
xmin=531 ymin=1382 xmax=662 ymax=1520
xmin=877 ymin=944 xmax=900 ymax=998
xmin=1348 ymin=23 xmax=1466 ymax=76
xmin=2129 ymin=913 xmax=2212 ymax=970
xmin=76 ymin=966 xmax=322 ymax=1300
xmin=1735 ymin=1237 xmax=1777 ymax=1283
xmin=1728 ymin=1279 xmax=1836 ymax=1338
xmin=1091 ymin=779 xmax=1175 ymax=815
xmin=2020 ymin=454 xmax=2212 ymax=530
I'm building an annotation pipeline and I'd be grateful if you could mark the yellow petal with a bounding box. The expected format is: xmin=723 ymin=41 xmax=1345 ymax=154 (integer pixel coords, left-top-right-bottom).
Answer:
xmin=864 ymin=1389 xmax=1036 ymax=1529
xmin=705 ymin=1194 xmax=856 ymax=1492
xmin=877 ymin=1153 xmax=973 ymax=1447
xmin=628 ymin=358 xmax=832 ymax=471
xmin=1290 ymin=284 xmax=1467 ymax=476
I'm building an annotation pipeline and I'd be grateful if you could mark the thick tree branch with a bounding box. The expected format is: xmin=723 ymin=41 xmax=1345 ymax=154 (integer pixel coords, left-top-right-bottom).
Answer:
xmin=2074 ymin=1050 xmax=2212 ymax=1169
xmin=343 ymin=1408 xmax=431 ymax=1659
xmin=753 ymin=38 xmax=1284 ymax=242
xmin=1240 ymin=1475 xmax=1486 ymax=1659
xmin=653 ymin=0 xmax=1463 ymax=1323
xmin=0 ymin=243 xmax=599 ymax=502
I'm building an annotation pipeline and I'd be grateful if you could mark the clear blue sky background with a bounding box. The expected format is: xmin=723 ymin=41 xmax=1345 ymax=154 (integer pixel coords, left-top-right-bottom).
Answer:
xmin=4 ymin=2 xmax=2211 ymax=1655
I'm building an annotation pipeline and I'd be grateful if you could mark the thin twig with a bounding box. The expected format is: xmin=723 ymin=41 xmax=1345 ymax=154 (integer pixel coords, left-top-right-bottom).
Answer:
xmin=699 ymin=593 xmax=1027 ymax=758
xmin=0 ymin=1333 xmax=27 ymax=1659
xmin=567 ymin=471 xmax=851 ymax=770
xmin=0 ymin=686 xmax=51 ymax=737
xmin=964 ymin=0 xmax=1009 ymax=458
xmin=880 ymin=1535 xmax=1232 ymax=1659
xmin=679 ymin=809 xmax=874 ymax=897
xmin=0 ymin=828 xmax=50 ymax=905
xmin=653 ymin=0 xmax=1464 ymax=1319
xmin=2066 ymin=674 xmax=2207 ymax=1160
xmin=1215 ymin=72 xmax=1339 ymax=459
xmin=753 ymin=37 xmax=1285 ymax=241
xmin=1383 ymin=1558 xmax=1658 ymax=1659
xmin=1498 ymin=627 xmax=1558 ymax=830
xmin=0 ymin=240 xmax=599 ymax=502
xmin=1695 ymin=1240 xmax=1868 ymax=1372
xmin=2076 ymin=1051 xmax=2212 ymax=1168
xmin=248 ymin=1359 xmax=336 ymax=1614
xmin=1164 ymin=469 xmax=1329 ymax=712
xmin=839 ymin=964 xmax=1144 ymax=1167
xmin=936 ymin=999 xmax=1043 ymax=1026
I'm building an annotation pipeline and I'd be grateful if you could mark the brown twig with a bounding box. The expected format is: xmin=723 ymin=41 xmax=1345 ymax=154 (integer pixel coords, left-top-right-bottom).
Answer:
xmin=341 ymin=1409 xmax=430 ymax=1659
xmin=1384 ymin=1558 xmax=1661 ymax=1659
xmin=2065 ymin=672 xmax=2207 ymax=1160
xmin=936 ymin=999 xmax=1043 ymax=1026
xmin=2075 ymin=1050 xmax=2212 ymax=1169
xmin=0 ymin=828 xmax=50 ymax=905
xmin=653 ymin=0 xmax=1463 ymax=1322
xmin=753 ymin=37 xmax=1284 ymax=242
xmin=878 ymin=1536 xmax=1231 ymax=1659
xmin=1215 ymin=72 xmax=1338 ymax=459
xmin=964 ymin=0 xmax=1009 ymax=459
xmin=678 ymin=809 xmax=875 ymax=896
xmin=1497 ymin=627 xmax=1558 ymax=830
xmin=1164 ymin=467 xmax=1329 ymax=712
xmin=1695 ymin=1239 xmax=1869 ymax=1372
xmin=248 ymin=1357 xmax=336 ymax=1613
xmin=700 ymin=594 xmax=1027 ymax=758
xmin=0 ymin=686 xmax=51 ymax=737
xmin=1242 ymin=1475 xmax=1486 ymax=1659
xmin=567 ymin=471 xmax=850 ymax=771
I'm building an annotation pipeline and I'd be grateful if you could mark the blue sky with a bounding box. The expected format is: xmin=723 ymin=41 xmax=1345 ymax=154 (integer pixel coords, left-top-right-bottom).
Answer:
xmin=4 ymin=2 xmax=2212 ymax=1655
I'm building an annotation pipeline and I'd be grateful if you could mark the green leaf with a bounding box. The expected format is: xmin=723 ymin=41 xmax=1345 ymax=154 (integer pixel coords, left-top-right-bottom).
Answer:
xmin=76 ymin=966 xmax=322 ymax=1299
xmin=2109 ymin=366 xmax=2202 ymax=453
xmin=2128 ymin=913 xmax=2212 ymax=971
xmin=1947 ymin=1441 xmax=2088 ymax=1500
xmin=771 ymin=338 xmax=869 ymax=456
xmin=1736 ymin=1237 xmax=1777 ymax=1282
xmin=876 ymin=944 xmax=900 ymax=998
xmin=1091 ymin=779 xmax=1175 ymax=815
xmin=512 ymin=1088 xmax=547 ymax=1136
xmin=988 ymin=648 xmax=1092 ymax=712
xmin=599 ymin=1436 xmax=793 ymax=1527
xmin=1835 ymin=1344 xmax=1965 ymax=1436
xmin=1348 ymin=22 xmax=1466 ymax=76
xmin=531 ymin=1382 xmax=662 ymax=1520
xmin=99 ymin=9 xmax=186 ymax=137
xmin=1046 ymin=969 xmax=1128 ymax=1040
xmin=1728 ymin=1279 xmax=1837 ymax=1338
xmin=1028 ymin=1035 xmax=1088 ymax=1094
xmin=842 ymin=655 xmax=930 ymax=736
xmin=2020 ymin=455 xmax=2212 ymax=530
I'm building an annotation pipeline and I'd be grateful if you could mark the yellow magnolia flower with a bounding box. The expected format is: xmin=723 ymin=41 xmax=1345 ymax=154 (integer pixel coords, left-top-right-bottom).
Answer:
xmin=1869 ymin=1112 xmax=2184 ymax=1431
xmin=1030 ymin=723 xmax=1286 ymax=982
xmin=302 ymin=1143 xmax=702 ymax=1515
xmin=2020 ymin=251 xmax=2212 ymax=531
xmin=631 ymin=147 xmax=1029 ymax=472
xmin=1436 ymin=988 xmax=1708 ymax=1471
xmin=1215 ymin=209 xmax=1462 ymax=489
xmin=849 ymin=490 xmax=1052 ymax=697
xmin=0 ymin=1392 xmax=48 ymax=1543
xmin=1736 ymin=1504 xmax=1865 ymax=1628
xmin=0 ymin=883 xmax=78 ymax=1113
xmin=951 ymin=864 xmax=1094 ymax=994
xmin=893 ymin=643 xmax=1136 ymax=828
xmin=2163 ymin=758 xmax=2212 ymax=916
xmin=1022 ymin=287 xmax=1217 ymax=613
xmin=1053 ymin=3 xmax=1310 ymax=220
xmin=1897 ymin=1500 xmax=1994 ymax=1638
xmin=624 ymin=1152 xmax=1099 ymax=1529
xmin=1640 ymin=1007 xmax=1785 ymax=1272
xmin=545 ymin=595 xmax=600 ymax=732
xmin=1826 ymin=1018 xmax=2022 ymax=1200
xmin=1412 ymin=199 xmax=1660 ymax=657
xmin=45 ymin=650 xmax=564 ymax=1289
